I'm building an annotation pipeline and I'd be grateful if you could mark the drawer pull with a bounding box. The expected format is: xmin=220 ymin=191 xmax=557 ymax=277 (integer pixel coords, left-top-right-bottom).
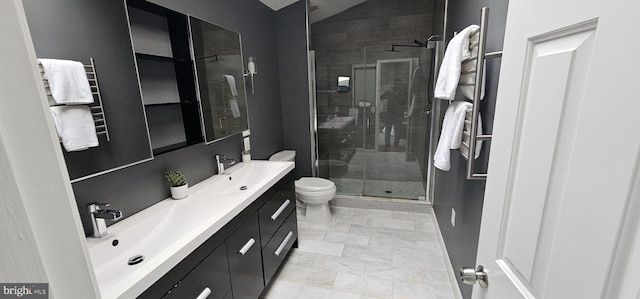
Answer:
xmin=274 ymin=231 xmax=294 ymax=256
xmin=270 ymin=199 xmax=291 ymax=220
xmin=238 ymin=238 xmax=256 ymax=255
xmin=196 ymin=287 xmax=211 ymax=299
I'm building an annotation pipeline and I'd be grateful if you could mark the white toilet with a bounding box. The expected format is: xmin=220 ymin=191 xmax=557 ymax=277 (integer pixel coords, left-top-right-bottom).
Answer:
xmin=269 ymin=150 xmax=336 ymax=223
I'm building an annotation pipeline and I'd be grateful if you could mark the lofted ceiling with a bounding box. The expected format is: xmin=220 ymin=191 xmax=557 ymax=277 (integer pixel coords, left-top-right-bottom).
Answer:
xmin=259 ymin=0 xmax=368 ymax=23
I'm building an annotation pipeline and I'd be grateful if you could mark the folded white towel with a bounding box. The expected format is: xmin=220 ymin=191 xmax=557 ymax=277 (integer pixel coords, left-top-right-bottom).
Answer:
xmin=49 ymin=106 xmax=99 ymax=152
xmin=434 ymin=25 xmax=480 ymax=101
xmin=229 ymin=98 xmax=241 ymax=118
xmin=38 ymin=59 xmax=93 ymax=105
xmin=434 ymin=101 xmax=482 ymax=171
xmin=223 ymin=75 xmax=238 ymax=97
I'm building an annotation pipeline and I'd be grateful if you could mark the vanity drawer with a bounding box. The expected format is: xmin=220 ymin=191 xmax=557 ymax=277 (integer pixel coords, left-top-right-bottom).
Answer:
xmin=262 ymin=210 xmax=298 ymax=285
xmin=227 ymin=213 xmax=264 ymax=299
xmin=163 ymin=243 xmax=231 ymax=299
xmin=258 ymin=184 xmax=295 ymax=247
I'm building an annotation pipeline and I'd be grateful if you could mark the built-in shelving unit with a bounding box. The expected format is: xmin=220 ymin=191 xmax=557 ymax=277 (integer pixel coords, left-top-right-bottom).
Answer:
xmin=127 ymin=0 xmax=202 ymax=155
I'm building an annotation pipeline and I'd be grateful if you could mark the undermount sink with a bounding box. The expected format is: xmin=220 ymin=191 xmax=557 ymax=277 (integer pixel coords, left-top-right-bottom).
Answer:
xmin=85 ymin=160 xmax=294 ymax=299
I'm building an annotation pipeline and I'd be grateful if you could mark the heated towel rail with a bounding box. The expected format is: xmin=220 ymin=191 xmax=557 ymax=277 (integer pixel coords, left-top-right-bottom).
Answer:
xmin=40 ymin=58 xmax=110 ymax=141
xmin=460 ymin=7 xmax=502 ymax=180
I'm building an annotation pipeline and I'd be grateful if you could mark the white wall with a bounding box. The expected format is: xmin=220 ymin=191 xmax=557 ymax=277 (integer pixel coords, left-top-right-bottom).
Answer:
xmin=0 ymin=1 xmax=99 ymax=298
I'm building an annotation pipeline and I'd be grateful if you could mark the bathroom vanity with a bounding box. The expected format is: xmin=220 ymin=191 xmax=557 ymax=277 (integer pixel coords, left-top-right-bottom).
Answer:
xmin=85 ymin=161 xmax=297 ymax=298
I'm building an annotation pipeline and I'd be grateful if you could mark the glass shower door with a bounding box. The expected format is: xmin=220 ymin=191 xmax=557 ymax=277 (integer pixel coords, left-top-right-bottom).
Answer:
xmin=314 ymin=46 xmax=433 ymax=200
xmin=360 ymin=46 xmax=432 ymax=199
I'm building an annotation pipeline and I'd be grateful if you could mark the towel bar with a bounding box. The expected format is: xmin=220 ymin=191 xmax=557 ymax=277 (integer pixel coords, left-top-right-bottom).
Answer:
xmin=459 ymin=7 xmax=503 ymax=180
xmin=39 ymin=58 xmax=110 ymax=142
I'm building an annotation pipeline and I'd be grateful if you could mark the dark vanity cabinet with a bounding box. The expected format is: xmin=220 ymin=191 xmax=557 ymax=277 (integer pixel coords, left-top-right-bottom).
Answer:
xmin=226 ymin=214 xmax=264 ymax=299
xmin=127 ymin=0 xmax=203 ymax=155
xmin=139 ymin=172 xmax=297 ymax=299
xmin=258 ymin=184 xmax=298 ymax=284
xmin=163 ymin=244 xmax=231 ymax=299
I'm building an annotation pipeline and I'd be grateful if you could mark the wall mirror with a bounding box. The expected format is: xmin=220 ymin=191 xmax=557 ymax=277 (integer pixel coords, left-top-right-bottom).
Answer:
xmin=22 ymin=0 xmax=154 ymax=182
xmin=189 ymin=17 xmax=250 ymax=143
xmin=338 ymin=76 xmax=350 ymax=92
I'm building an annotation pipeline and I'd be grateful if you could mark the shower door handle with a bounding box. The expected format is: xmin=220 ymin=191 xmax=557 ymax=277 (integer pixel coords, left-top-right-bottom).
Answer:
xmin=367 ymin=117 xmax=371 ymax=133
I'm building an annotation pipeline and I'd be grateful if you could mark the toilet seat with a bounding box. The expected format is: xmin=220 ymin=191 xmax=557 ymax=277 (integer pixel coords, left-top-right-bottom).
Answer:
xmin=269 ymin=150 xmax=296 ymax=161
xmin=295 ymin=186 xmax=337 ymax=198
xmin=295 ymin=177 xmax=335 ymax=192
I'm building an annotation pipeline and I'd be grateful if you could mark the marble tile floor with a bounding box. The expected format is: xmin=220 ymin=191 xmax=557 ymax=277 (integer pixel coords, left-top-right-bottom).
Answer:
xmin=262 ymin=205 xmax=455 ymax=299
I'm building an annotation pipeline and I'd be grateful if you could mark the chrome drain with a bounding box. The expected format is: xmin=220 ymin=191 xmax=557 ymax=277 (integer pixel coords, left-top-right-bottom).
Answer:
xmin=240 ymin=186 xmax=247 ymax=190
xmin=128 ymin=254 xmax=144 ymax=265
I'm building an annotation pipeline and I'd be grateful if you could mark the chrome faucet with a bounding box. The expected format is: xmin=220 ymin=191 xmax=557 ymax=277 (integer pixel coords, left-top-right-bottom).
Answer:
xmin=87 ymin=203 xmax=122 ymax=238
xmin=215 ymin=154 xmax=236 ymax=175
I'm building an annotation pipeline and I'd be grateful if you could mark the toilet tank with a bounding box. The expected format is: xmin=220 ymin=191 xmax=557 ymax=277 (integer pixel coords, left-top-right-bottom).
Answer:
xmin=269 ymin=150 xmax=296 ymax=162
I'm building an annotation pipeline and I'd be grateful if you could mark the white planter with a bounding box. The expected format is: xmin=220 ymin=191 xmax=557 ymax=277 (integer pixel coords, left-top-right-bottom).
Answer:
xmin=242 ymin=153 xmax=251 ymax=163
xmin=170 ymin=184 xmax=188 ymax=199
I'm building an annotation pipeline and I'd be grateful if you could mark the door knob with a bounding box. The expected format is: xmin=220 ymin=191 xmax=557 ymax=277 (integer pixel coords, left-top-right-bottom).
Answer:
xmin=460 ymin=265 xmax=488 ymax=288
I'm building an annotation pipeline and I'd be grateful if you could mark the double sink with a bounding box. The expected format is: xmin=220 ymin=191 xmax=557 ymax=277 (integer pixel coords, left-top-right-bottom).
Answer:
xmin=84 ymin=161 xmax=294 ymax=299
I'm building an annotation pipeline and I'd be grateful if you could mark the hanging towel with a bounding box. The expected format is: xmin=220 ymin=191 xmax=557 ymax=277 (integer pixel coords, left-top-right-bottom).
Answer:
xmin=38 ymin=58 xmax=93 ymax=105
xmin=434 ymin=101 xmax=482 ymax=171
xmin=434 ymin=25 xmax=480 ymax=101
xmin=49 ymin=106 xmax=99 ymax=152
xmin=229 ymin=98 xmax=241 ymax=118
xmin=223 ymin=75 xmax=238 ymax=97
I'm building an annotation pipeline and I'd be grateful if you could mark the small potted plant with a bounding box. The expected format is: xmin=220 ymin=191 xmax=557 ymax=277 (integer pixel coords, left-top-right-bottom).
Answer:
xmin=242 ymin=149 xmax=251 ymax=163
xmin=165 ymin=170 xmax=188 ymax=199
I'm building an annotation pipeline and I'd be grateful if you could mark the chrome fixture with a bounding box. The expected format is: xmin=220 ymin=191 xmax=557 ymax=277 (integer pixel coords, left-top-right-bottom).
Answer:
xmin=87 ymin=202 xmax=122 ymax=238
xmin=460 ymin=265 xmax=489 ymax=288
xmin=215 ymin=154 xmax=236 ymax=175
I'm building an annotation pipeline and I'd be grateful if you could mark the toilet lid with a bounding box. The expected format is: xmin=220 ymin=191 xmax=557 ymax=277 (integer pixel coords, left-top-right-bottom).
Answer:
xmin=269 ymin=150 xmax=296 ymax=161
xmin=295 ymin=177 xmax=335 ymax=192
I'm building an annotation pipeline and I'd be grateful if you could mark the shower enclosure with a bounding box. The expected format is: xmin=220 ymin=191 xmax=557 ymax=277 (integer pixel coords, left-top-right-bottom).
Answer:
xmin=314 ymin=45 xmax=435 ymax=200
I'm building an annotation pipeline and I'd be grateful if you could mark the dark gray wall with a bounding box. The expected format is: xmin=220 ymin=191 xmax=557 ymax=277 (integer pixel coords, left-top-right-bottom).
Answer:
xmin=276 ymin=1 xmax=312 ymax=178
xmin=22 ymin=0 xmax=153 ymax=181
xmin=24 ymin=0 xmax=298 ymax=236
xmin=431 ymin=0 xmax=508 ymax=298
xmin=151 ymin=0 xmax=286 ymax=160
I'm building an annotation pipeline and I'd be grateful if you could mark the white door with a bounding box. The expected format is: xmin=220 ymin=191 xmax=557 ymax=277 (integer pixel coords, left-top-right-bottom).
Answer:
xmin=473 ymin=0 xmax=640 ymax=298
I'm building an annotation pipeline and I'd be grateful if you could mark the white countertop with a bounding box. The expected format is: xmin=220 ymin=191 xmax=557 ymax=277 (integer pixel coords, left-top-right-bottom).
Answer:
xmin=318 ymin=116 xmax=355 ymax=130
xmin=85 ymin=161 xmax=294 ymax=299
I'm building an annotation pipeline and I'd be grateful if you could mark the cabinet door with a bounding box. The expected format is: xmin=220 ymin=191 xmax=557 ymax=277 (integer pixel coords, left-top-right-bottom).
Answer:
xmin=164 ymin=244 xmax=231 ymax=299
xmin=226 ymin=214 xmax=263 ymax=299
xmin=262 ymin=210 xmax=298 ymax=285
xmin=258 ymin=181 xmax=295 ymax=247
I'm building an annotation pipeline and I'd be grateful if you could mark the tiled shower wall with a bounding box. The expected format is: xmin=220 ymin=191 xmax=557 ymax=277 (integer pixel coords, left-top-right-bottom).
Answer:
xmin=310 ymin=0 xmax=435 ymax=116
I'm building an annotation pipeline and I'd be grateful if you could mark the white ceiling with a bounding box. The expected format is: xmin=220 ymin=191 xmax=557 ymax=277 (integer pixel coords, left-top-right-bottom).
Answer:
xmin=259 ymin=0 xmax=368 ymax=24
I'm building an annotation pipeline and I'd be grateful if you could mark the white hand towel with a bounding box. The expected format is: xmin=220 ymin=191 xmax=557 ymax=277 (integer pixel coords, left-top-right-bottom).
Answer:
xmin=223 ymin=75 xmax=238 ymax=97
xmin=49 ymin=106 xmax=99 ymax=152
xmin=229 ymin=98 xmax=241 ymax=118
xmin=38 ymin=59 xmax=93 ymax=104
xmin=434 ymin=25 xmax=480 ymax=101
xmin=434 ymin=101 xmax=482 ymax=171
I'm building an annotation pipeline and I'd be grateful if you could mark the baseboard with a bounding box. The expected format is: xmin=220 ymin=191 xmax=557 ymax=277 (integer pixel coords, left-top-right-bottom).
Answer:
xmin=431 ymin=207 xmax=464 ymax=299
